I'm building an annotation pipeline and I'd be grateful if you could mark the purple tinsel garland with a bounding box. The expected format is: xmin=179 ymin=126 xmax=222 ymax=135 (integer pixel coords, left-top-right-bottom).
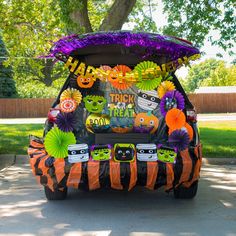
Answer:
xmin=168 ymin=129 xmax=189 ymax=151
xmin=47 ymin=31 xmax=200 ymax=62
xmin=55 ymin=112 xmax=77 ymax=132
xmin=160 ymin=90 xmax=185 ymax=116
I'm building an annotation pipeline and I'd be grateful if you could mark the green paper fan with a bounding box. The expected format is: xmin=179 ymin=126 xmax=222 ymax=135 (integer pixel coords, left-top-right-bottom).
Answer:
xmin=44 ymin=127 xmax=76 ymax=158
xmin=134 ymin=61 xmax=162 ymax=90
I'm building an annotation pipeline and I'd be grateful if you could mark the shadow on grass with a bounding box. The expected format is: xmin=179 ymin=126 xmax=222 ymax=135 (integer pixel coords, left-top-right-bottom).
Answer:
xmin=200 ymin=127 xmax=236 ymax=157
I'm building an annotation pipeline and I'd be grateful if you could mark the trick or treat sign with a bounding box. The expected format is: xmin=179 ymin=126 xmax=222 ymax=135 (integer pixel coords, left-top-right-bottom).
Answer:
xmin=108 ymin=93 xmax=135 ymax=118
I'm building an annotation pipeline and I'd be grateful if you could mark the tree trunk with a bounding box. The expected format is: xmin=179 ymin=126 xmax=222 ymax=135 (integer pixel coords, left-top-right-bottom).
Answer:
xmin=99 ymin=0 xmax=137 ymax=31
xmin=41 ymin=59 xmax=54 ymax=86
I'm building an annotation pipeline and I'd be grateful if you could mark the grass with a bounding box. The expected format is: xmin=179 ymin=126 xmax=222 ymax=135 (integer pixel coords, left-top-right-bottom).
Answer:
xmin=0 ymin=121 xmax=235 ymax=157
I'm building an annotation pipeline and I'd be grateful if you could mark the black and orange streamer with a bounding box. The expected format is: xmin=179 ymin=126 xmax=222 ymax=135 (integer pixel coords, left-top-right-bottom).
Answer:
xmin=109 ymin=159 xmax=123 ymax=190
xmin=87 ymin=161 xmax=100 ymax=190
xmin=146 ymin=162 xmax=158 ymax=190
xmin=67 ymin=163 xmax=82 ymax=189
xmin=165 ymin=163 xmax=174 ymax=191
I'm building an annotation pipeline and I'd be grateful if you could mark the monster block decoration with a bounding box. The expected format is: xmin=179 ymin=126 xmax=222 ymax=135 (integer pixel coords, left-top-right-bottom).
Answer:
xmin=157 ymin=144 xmax=177 ymax=163
xmin=68 ymin=144 xmax=89 ymax=163
xmin=108 ymin=93 xmax=135 ymax=118
xmin=136 ymin=144 xmax=158 ymax=162
xmin=90 ymin=144 xmax=112 ymax=161
xmin=137 ymin=90 xmax=160 ymax=111
xmin=83 ymin=95 xmax=107 ymax=113
xmin=114 ymin=143 xmax=136 ymax=162
xmin=134 ymin=112 xmax=159 ymax=134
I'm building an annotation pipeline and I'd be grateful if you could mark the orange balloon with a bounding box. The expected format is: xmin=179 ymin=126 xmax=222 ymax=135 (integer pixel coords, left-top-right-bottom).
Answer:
xmin=166 ymin=108 xmax=186 ymax=130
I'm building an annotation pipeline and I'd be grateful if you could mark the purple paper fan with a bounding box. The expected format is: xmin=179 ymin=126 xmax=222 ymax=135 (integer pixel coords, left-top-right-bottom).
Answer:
xmin=160 ymin=90 xmax=185 ymax=116
xmin=133 ymin=126 xmax=154 ymax=133
xmin=168 ymin=129 xmax=189 ymax=151
xmin=55 ymin=112 xmax=77 ymax=132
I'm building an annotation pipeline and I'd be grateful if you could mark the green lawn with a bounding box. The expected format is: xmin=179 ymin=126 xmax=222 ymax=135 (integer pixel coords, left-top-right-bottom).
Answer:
xmin=0 ymin=121 xmax=236 ymax=157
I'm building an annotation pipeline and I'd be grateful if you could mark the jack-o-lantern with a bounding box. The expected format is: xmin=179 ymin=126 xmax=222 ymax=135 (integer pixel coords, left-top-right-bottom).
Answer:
xmin=134 ymin=112 xmax=159 ymax=134
xmin=77 ymin=75 xmax=94 ymax=88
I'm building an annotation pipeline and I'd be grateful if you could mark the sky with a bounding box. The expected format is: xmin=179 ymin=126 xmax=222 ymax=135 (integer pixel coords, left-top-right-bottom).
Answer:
xmin=123 ymin=0 xmax=235 ymax=79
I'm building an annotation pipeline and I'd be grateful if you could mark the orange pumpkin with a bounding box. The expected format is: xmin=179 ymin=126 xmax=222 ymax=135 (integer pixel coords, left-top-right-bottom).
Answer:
xmin=134 ymin=112 xmax=159 ymax=134
xmin=77 ymin=75 xmax=94 ymax=88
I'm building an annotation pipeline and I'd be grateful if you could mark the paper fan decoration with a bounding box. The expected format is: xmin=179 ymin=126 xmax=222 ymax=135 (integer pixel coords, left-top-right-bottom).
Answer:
xmin=169 ymin=122 xmax=194 ymax=141
xmin=160 ymin=90 xmax=185 ymax=116
xmin=158 ymin=81 xmax=175 ymax=98
xmin=55 ymin=112 xmax=77 ymax=132
xmin=108 ymin=65 xmax=132 ymax=90
xmin=44 ymin=127 xmax=76 ymax=158
xmin=166 ymin=108 xmax=186 ymax=130
xmin=168 ymin=129 xmax=190 ymax=151
xmin=134 ymin=61 xmax=162 ymax=90
xmin=60 ymin=88 xmax=82 ymax=105
xmin=60 ymin=98 xmax=77 ymax=113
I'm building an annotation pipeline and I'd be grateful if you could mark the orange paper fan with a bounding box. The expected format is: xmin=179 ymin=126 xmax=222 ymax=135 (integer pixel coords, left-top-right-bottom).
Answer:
xmin=108 ymin=65 xmax=132 ymax=90
xmin=166 ymin=108 xmax=186 ymax=130
xmin=169 ymin=122 xmax=193 ymax=141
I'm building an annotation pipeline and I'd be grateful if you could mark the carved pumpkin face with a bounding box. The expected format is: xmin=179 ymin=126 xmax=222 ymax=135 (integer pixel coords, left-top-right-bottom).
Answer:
xmin=77 ymin=76 xmax=94 ymax=88
xmin=134 ymin=112 xmax=159 ymax=134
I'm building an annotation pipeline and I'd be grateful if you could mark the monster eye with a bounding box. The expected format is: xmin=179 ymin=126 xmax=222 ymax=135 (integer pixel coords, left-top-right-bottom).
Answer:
xmin=159 ymin=151 xmax=164 ymax=155
xmin=87 ymin=78 xmax=90 ymax=81
xmin=140 ymin=118 xmax=144 ymax=122
xmin=150 ymin=97 xmax=156 ymax=102
xmin=80 ymin=150 xmax=85 ymax=154
xmin=87 ymin=99 xmax=93 ymax=103
xmin=126 ymin=150 xmax=131 ymax=154
xmin=94 ymin=152 xmax=99 ymax=156
xmin=149 ymin=150 xmax=153 ymax=153
xmin=118 ymin=150 xmax=122 ymax=154
xmin=140 ymin=150 xmax=144 ymax=153
xmin=150 ymin=120 xmax=154 ymax=125
xmin=142 ymin=94 xmax=147 ymax=99
xmin=169 ymin=153 xmax=175 ymax=157
xmin=71 ymin=151 xmax=76 ymax=155
xmin=98 ymin=100 xmax=104 ymax=104
xmin=104 ymin=151 xmax=109 ymax=154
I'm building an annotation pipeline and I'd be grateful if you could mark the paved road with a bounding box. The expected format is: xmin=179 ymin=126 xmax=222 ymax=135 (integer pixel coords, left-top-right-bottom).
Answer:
xmin=1 ymin=113 xmax=236 ymax=124
xmin=1 ymin=157 xmax=236 ymax=236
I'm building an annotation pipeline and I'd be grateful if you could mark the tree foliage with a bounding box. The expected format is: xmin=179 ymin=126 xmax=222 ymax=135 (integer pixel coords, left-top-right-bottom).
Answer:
xmin=183 ymin=59 xmax=236 ymax=93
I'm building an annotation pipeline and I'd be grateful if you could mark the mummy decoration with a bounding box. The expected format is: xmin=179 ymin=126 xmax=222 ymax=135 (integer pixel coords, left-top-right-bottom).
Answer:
xmin=68 ymin=144 xmax=89 ymax=163
xmin=136 ymin=144 xmax=157 ymax=162
xmin=157 ymin=144 xmax=177 ymax=163
xmin=90 ymin=144 xmax=112 ymax=161
xmin=137 ymin=90 xmax=160 ymax=111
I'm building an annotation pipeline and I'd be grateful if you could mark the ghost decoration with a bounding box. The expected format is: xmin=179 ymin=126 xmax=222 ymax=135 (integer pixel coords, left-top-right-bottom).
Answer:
xmin=68 ymin=144 xmax=89 ymax=163
xmin=137 ymin=90 xmax=160 ymax=111
xmin=136 ymin=144 xmax=158 ymax=162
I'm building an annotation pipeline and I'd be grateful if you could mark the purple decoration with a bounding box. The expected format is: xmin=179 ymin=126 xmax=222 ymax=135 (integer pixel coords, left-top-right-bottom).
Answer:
xmin=46 ymin=31 xmax=200 ymax=62
xmin=160 ymin=90 xmax=185 ymax=116
xmin=55 ymin=112 xmax=77 ymax=132
xmin=133 ymin=126 xmax=154 ymax=133
xmin=168 ymin=129 xmax=189 ymax=151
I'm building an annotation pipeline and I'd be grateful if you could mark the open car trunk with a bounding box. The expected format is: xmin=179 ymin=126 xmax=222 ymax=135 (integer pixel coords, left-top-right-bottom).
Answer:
xmin=28 ymin=32 xmax=202 ymax=198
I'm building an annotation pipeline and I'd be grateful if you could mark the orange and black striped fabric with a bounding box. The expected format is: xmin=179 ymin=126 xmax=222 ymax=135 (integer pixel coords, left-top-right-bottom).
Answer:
xmin=28 ymin=136 xmax=202 ymax=192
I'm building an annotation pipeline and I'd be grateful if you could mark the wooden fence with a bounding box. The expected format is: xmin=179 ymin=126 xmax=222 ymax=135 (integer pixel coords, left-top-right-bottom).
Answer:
xmin=0 ymin=93 xmax=236 ymax=118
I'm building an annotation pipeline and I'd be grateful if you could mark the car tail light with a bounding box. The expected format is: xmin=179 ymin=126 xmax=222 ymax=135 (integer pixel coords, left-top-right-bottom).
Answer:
xmin=186 ymin=109 xmax=197 ymax=122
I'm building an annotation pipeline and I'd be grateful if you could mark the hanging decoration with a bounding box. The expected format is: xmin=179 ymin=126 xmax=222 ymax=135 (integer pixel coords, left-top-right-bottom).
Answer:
xmin=108 ymin=65 xmax=133 ymax=90
xmin=83 ymin=95 xmax=107 ymax=113
xmin=55 ymin=112 xmax=77 ymax=132
xmin=137 ymin=90 xmax=160 ymax=111
xmin=157 ymin=145 xmax=177 ymax=163
xmin=134 ymin=112 xmax=159 ymax=134
xmin=136 ymin=144 xmax=158 ymax=162
xmin=169 ymin=122 xmax=194 ymax=141
xmin=90 ymin=144 xmax=112 ymax=161
xmin=68 ymin=144 xmax=89 ymax=163
xmin=114 ymin=143 xmax=136 ymax=162
xmin=157 ymin=81 xmax=175 ymax=98
xmin=44 ymin=127 xmax=76 ymax=158
xmin=77 ymin=75 xmax=95 ymax=88
xmin=134 ymin=61 xmax=162 ymax=90
xmin=168 ymin=129 xmax=190 ymax=151
xmin=60 ymin=98 xmax=77 ymax=113
xmin=60 ymin=88 xmax=82 ymax=105
xmin=108 ymin=93 xmax=135 ymax=118
xmin=165 ymin=108 xmax=186 ymax=130
xmin=160 ymin=90 xmax=185 ymax=116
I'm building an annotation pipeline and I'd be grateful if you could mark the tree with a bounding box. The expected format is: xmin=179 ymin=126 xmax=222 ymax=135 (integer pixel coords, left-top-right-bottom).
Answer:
xmin=183 ymin=59 xmax=223 ymax=93
xmin=0 ymin=33 xmax=17 ymax=98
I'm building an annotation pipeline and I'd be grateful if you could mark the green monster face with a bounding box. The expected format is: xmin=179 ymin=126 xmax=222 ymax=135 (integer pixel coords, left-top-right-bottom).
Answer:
xmin=83 ymin=95 xmax=107 ymax=113
xmin=157 ymin=146 xmax=177 ymax=163
xmin=90 ymin=145 xmax=112 ymax=161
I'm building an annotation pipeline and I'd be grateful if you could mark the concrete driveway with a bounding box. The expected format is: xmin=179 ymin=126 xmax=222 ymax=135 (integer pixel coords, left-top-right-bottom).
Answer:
xmin=0 ymin=157 xmax=236 ymax=236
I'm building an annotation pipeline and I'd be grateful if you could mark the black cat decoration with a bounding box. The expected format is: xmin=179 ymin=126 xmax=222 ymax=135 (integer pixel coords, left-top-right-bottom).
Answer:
xmin=114 ymin=143 xmax=135 ymax=162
